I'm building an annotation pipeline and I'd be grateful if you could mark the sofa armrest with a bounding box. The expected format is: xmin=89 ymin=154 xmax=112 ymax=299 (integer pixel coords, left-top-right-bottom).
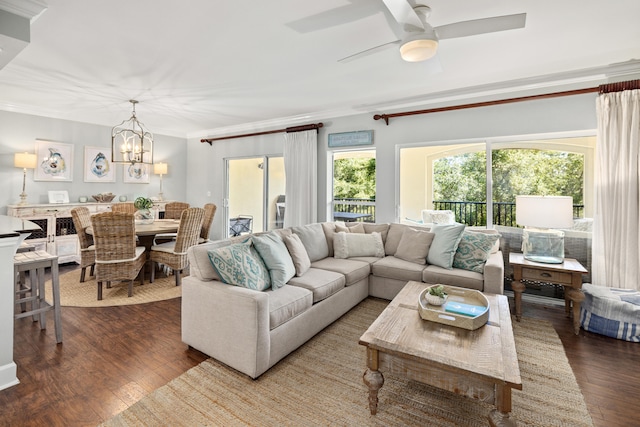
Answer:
xmin=483 ymin=250 xmax=504 ymax=294
xmin=181 ymin=276 xmax=271 ymax=379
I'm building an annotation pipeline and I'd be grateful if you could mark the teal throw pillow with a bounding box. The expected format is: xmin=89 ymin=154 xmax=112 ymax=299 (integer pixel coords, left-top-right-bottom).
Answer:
xmin=251 ymin=232 xmax=295 ymax=289
xmin=453 ymin=231 xmax=501 ymax=273
xmin=207 ymin=241 xmax=271 ymax=291
xmin=426 ymin=223 xmax=466 ymax=269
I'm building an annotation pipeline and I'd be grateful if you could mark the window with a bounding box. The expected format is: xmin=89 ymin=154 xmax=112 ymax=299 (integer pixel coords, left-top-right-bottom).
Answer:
xmin=332 ymin=150 xmax=376 ymax=223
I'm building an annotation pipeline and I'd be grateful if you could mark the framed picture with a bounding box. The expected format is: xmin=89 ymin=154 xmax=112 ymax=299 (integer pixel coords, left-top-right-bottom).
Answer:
xmin=34 ymin=140 xmax=74 ymax=181
xmin=123 ymin=163 xmax=150 ymax=183
xmin=84 ymin=146 xmax=116 ymax=182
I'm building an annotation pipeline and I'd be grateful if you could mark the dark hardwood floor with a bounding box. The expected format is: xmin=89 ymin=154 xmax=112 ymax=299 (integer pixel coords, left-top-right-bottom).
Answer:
xmin=1 ymin=265 xmax=637 ymax=426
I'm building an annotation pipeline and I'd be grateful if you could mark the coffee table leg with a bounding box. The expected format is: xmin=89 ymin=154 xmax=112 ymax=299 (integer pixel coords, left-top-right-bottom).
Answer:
xmin=511 ymin=280 xmax=525 ymax=321
xmin=488 ymin=385 xmax=517 ymax=427
xmin=363 ymin=368 xmax=384 ymax=415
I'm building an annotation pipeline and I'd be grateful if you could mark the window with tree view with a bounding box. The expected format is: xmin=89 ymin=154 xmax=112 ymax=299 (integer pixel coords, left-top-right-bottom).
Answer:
xmin=333 ymin=150 xmax=376 ymax=222
xmin=399 ymin=136 xmax=595 ymax=227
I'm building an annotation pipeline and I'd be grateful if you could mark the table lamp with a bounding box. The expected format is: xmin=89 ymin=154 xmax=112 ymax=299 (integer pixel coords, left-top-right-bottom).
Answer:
xmin=14 ymin=152 xmax=37 ymax=205
xmin=515 ymin=195 xmax=574 ymax=264
xmin=153 ymin=162 xmax=168 ymax=201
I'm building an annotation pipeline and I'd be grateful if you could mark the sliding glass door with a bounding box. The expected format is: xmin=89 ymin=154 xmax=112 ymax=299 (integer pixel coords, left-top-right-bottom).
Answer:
xmin=225 ymin=156 xmax=285 ymax=237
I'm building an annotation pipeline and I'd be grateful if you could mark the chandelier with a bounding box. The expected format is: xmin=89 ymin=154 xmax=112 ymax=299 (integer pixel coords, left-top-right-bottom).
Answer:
xmin=111 ymin=99 xmax=153 ymax=164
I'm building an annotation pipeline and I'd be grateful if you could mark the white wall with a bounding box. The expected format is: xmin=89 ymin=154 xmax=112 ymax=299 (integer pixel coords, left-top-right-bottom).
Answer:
xmin=188 ymin=92 xmax=598 ymax=239
xmin=0 ymin=111 xmax=188 ymax=214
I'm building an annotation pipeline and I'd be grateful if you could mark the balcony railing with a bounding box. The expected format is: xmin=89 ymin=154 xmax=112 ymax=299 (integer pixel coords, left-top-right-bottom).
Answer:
xmin=433 ymin=200 xmax=585 ymax=227
xmin=333 ymin=198 xmax=375 ymax=222
xmin=332 ymin=198 xmax=584 ymax=226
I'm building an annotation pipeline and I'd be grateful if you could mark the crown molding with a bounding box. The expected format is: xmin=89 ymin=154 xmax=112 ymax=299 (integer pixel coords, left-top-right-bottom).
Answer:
xmin=191 ymin=59 xmax=640 ymax=139
xmin=0 ymin=0 xmax=47 ymax=21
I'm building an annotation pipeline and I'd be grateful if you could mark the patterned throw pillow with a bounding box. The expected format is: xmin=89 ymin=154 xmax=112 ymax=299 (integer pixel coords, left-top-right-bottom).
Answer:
xmin=207 ymin=241 xmax=271 ymax=291
xmin=452 ymin=231 xmax=501 ymax=273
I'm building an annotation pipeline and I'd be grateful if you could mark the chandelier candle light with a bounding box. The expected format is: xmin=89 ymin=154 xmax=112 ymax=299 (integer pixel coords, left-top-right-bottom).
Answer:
xmin=515 ymin=195 xmax=574 ymax=264
xmin=111 ymin=100 xmax=153 ymax=165
xmin=153 ymin=162 xmax=168 ymax=201
xmin=14 ymin=152 xmax=37 ymax=205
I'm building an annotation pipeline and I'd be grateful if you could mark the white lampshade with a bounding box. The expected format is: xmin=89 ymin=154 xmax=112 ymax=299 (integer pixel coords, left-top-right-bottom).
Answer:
xmin=153 ymin=162 xmax=168 ymax=175
xmin=515 ymin=196 xmax=574 ymax=229
xmin=399 ymin=25 xmax=438 ymax=62
xmin=14 ymin=152 xmax=37 ymax=169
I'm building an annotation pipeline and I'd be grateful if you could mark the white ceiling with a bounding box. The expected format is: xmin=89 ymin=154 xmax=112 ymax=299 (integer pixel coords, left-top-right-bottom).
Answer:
xmin=0 ymin=0 xmax=639 ymax=139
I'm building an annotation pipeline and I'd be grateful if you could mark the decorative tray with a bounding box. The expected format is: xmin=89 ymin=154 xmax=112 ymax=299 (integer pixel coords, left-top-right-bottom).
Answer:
xmin=418 ymin=284 xmax=489 ymax=330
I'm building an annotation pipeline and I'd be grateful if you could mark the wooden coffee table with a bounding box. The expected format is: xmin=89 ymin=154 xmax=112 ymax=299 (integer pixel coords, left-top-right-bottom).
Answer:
xmin=359 ymin=281 xmax=522 ymax=426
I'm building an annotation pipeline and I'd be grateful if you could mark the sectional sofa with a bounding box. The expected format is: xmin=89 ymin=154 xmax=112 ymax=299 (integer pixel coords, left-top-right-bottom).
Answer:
xmin=182 ymin=221 xmax=503 ymax=379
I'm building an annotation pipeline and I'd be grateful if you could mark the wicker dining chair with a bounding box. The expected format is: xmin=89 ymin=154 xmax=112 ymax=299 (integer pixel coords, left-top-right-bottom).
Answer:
xmin=198 ymin=203 xmax=217 ymax=243
xmin=150 ymin=207 xmax=204 ymax=286
xmin=91 ymin=212 xmax=146 ymax=300
xmin=110 ymin=202 xmax=136 ymax=214
xmin=70 ymin=206 xmax=95 ymax=282
xmin=163 ymin=201 xmax=190 ymax=219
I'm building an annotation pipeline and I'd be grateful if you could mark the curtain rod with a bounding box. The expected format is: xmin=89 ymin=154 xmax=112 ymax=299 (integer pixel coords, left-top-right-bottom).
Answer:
xmin=201 ymin=122 xmax=323 ymax=145
xmin=373 ymin=87 xmax=600 ymax=125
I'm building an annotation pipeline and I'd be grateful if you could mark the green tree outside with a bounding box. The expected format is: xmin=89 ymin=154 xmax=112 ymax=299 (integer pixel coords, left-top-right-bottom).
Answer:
xmin=333 ymin=158 xmax=376 ymax=199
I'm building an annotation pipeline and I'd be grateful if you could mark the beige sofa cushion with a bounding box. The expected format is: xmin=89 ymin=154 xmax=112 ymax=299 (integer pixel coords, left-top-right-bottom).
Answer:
xmin=333 ymin=231 xmax=385 ymax=259
xmin=394 ymin=228 xmax=435 ymax=265
xmin=287 ymin=268 xmax=345 ymax=303
xmin=283 ymin=234 xmax=311 ymax=276
xmin=292 ymin=223 xmax=329 ymax=262
xmin=371 ymin=256 xmax=426 ymax=282
xmin=384 ymin=223 xmax=406 ymax=255
xmin=310 ymin=257 xmax=370 ymax=286
xmin=422 ymin=265 xmax=484 ymax=291
xmin=267 ymin=285 xmax=313 ymax=330
xmin=363 ymin=223 xmax=390 ymax=242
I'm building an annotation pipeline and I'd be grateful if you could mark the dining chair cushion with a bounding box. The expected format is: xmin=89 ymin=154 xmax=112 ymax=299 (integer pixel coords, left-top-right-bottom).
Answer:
xmin=95 ymin=247 xmax=145 ymax=264
xmin=207 ymin=241 xmax=271 ymax=291
xmin=151 ymin=241 xmax=186 ymax=255
xmin=251 ymin=232 xmax=295 ymax=289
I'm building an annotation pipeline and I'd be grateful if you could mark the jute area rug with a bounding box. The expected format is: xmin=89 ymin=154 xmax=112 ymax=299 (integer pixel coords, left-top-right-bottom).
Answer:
xmin=44 ymin=269 xmax=182 ymax=307
xmin=102 ymin=298 xmax=593 ymax=427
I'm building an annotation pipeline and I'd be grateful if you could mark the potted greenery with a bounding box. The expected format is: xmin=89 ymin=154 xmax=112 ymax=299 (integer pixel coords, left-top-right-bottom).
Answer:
xmin=425 ymin=284 xmax=448 ymax=306
xmin=133 ymin=196 xmax=154 ymax=224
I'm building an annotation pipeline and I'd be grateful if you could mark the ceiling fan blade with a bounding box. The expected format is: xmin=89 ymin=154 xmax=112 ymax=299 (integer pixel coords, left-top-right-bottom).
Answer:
xmin=435 ymin=13 xmax=526 ymax=40
xmin=338 ymin=40 xmax=401 ymax=63
xmin=285 ymin=1 xmax=381 ymax=33
xmin=381 ymin=0 xmax=424 ymax=31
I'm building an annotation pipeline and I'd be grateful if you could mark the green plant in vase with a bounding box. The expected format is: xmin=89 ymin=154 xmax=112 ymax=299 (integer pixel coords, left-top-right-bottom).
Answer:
xmin=134 ymin=196 xmax=154 ymax=224
xmin=426 ymin=284 xmax=448 ymax=306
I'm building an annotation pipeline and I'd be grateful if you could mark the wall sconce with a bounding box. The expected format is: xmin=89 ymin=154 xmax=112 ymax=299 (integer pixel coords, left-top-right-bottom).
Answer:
xmin=153 ymin=162 xmax=168 ymax=201
xmin=516 ymin=195 xmax=574 ymax=264
xmin=14 ymin=152 xmax=37 ymax=205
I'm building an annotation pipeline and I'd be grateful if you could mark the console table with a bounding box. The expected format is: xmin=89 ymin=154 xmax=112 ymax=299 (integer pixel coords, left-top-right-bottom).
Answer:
xmin=509 ymin=252 xmax=588 ymax=334
xmin=7 ymin=201 xmax=172 ymax=264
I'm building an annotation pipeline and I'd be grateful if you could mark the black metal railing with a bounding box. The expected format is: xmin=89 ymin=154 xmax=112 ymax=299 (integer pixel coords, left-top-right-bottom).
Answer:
xmin=433 ymin=200 xmax=584 ymax=227
xmin=333 ymin=198 xmax=375 ymax=222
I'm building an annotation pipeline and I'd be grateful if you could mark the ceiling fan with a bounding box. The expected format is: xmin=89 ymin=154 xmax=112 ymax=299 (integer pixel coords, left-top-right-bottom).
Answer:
xmin=286 ymin=0 xmax=526 ymax=64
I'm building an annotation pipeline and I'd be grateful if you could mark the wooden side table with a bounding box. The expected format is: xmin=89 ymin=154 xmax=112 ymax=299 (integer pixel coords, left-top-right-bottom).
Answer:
xmin=509 ymin=252 xmax=588 ymax=335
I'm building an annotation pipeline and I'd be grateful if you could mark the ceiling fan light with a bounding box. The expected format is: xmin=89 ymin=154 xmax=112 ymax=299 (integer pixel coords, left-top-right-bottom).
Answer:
xmin=400 ymin=38 xmax=438 ymax=62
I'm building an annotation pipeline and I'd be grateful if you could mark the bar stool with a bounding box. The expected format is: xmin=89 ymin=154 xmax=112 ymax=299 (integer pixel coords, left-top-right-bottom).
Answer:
xmin=14 ymin=250 xmax=63 ymax=344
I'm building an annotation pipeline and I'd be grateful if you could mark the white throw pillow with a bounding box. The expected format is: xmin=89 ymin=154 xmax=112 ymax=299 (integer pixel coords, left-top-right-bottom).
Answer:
xmin=333 ymin=232 xmax=385 ymax=259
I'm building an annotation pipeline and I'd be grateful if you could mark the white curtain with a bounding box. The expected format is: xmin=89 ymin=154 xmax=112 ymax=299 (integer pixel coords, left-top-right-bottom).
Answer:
xmin=593 ymin=88 xmax=640 ymax=290
xmin=283 ymin=130 xmax=317 ymax=227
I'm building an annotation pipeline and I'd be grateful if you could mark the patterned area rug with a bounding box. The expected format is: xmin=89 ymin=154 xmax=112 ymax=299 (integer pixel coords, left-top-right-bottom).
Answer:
xmin=45 ymin=269 xmax=182 ymax=307
xmin=102 ymin=298 xmax=593 ymax=426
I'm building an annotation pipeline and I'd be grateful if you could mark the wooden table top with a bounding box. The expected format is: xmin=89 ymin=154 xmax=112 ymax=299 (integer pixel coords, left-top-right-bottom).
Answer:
xmin=86 ymin=219 xmax=179 ymax=237
xmin=359 ymin=281 xmax=522 ymax=389
xmin=509 ymin=252 xmax=587 ymax=273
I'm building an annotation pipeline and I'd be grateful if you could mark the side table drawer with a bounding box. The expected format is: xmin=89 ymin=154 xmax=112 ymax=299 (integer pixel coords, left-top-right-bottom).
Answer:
xmin=521 ymin=267 xmax=572 ymax=284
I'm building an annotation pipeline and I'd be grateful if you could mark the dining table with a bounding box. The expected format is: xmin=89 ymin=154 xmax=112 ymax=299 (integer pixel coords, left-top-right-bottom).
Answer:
xmin=333 ymin=212 xmax=372 ymax=222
